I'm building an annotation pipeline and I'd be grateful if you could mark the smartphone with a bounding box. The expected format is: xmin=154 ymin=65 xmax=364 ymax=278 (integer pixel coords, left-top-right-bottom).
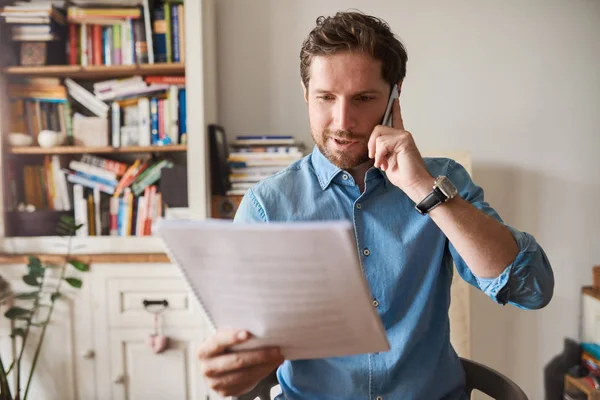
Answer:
xmin=382 ymin=83 xmax=399 ymax=127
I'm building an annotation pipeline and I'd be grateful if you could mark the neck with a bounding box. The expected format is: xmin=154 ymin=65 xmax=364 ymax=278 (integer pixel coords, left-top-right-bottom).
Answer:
xmin=348 ymin=159 xmax=375 ymax=192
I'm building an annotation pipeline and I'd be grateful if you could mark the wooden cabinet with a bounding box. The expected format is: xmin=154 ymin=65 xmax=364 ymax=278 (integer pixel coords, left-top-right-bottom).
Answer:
xmin=89 ymin=263 xmax=213 ymax=400
xmin=0 ymin=261 xmax=220 ymax=400
xmin=109 ymin=327 xmax=207 ymax=400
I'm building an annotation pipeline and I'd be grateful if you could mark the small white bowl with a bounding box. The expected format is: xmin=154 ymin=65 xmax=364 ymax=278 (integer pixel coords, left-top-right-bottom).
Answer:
xmin=8 ymin=132 xmax=33 ymax=147
xmin=37 ymin=130 xmax=64 ymax=148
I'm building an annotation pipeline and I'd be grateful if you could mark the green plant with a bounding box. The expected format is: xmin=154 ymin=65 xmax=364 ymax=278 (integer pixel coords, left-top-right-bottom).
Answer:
xmin=0 ymin=216 xmax=89 ymax=400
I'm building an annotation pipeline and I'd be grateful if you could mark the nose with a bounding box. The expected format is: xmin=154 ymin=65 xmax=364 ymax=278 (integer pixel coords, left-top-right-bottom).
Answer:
xmin=333 ymin=98 xmax=355 ymax=132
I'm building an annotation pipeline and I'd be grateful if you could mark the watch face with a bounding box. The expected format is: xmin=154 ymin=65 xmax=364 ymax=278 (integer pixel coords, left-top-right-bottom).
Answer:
xmin=435 ymin=176 xmax=458 ymax=199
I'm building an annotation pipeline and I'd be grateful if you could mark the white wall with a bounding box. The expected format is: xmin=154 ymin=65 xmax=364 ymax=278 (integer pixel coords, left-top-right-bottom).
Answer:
xmin=215 ymin=0 xmax=600 ymax=397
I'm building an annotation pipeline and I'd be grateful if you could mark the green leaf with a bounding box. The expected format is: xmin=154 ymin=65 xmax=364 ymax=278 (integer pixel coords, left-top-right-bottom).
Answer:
xmin=50 ymin=293 xmax=61 ymax=302
xmin=64 ymin=277 xmax=82 ymax=288
xmin=27 ymin=256 xmax=44 ymax=277
xmin=59 ymin=215 xmax=75 ymax=227
xmin=68 ymin=259 xmax=89 ymax=272
xmin=4 ymin=307 xmax=31 ymax=320
xmin=27 ymin=256 xmax=42 ymax=269
xmin=23 ymin=275 xmax=41 ymax=287
xmin=10 ymin=328 xmax=25 ymax=338
xmin=14 ymin=291 xmax=39 ymax=300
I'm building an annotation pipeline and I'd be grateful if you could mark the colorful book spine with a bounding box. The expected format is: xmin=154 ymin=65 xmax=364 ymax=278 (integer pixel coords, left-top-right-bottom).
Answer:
xmin=111 ymin=102 xmax=121 ymax=148
xmin=163 ymin=3 xmax=171 ymax=63
xmin=152 ymin=2 xmax=167 ymax=62
xmin=103 ymin=26 xmax=112 ymax=66
xmin=150 ymin=97 xmax=159 ymax=144
xmin=68 ymin=24 xmax=78 ymax=65
xmin=171 ymin=3 xmax=179 ymax=62
xmin=112 ymin=23 xmax=121 ymax=65
xmin=80 ymin=22 xmax=88 ymax=66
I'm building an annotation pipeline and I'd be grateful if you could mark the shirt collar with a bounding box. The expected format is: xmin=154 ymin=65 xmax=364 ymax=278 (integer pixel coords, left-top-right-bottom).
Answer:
xmin=310 ymin=145 xmax=389 ymax=190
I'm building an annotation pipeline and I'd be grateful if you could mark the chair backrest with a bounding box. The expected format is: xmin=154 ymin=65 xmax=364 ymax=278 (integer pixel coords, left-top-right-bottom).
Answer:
xmin=461 ymin=357 xmax=528 ymax=400
xmin=234 ymin=357 xmax=528 ymax=400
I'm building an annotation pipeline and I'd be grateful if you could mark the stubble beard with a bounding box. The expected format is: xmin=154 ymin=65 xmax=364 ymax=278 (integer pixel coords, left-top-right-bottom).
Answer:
xmin=312 ymin=129 xmax=371 ymax=170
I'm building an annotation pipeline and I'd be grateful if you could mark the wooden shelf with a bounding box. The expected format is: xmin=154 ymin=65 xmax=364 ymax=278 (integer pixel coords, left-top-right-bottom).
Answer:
xmin=9 ymin=144 xmax=187 ymax=155
xmin=0 ymin=253 xmax=169 ymax=264
xmin=565 ymin=374 xmax=600 ymax=400
xmin=2 ymin=63 xmax=185 ymax=79
xmin=0 ymin=236 xmax=168 ymax=255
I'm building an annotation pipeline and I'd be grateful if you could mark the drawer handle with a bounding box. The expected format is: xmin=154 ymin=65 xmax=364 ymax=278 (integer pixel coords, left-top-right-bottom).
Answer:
xmin=142 ymin=299 xmax=169 ymax=309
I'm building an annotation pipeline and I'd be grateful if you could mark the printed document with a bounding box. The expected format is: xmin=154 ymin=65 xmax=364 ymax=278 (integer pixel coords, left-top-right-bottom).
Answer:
xmin=156 ymin=219 xmax=390 ymax=360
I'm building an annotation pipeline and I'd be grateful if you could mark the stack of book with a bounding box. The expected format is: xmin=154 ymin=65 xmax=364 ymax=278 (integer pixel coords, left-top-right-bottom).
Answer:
xmin=65 ymin=0 xmax=185 ymax=66
xmin=64 ymin=75 xmax=186 ymax=146
xmin=67 ymin=154 xmax=172 ymax=237
xmin=18 ymin=155 xmax=70 ymax=212
xmin=7 ymin=153 xmax=174 ymax=236
xmin=7 ymin=78 xmax=72 ymax=144
xmin=0 ymin=2 xmax=66 ymax=42
xmin=227 ymin=135 xmax=304 ymax=196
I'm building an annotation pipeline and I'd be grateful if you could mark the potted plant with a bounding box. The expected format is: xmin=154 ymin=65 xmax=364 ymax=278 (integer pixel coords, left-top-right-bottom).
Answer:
xmin=0 ymin=216 xmax=89 ymax=400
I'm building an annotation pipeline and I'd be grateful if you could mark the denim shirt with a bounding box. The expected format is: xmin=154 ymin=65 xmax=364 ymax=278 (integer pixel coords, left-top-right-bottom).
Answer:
xmin=233 ymin=146 xmax=554 ymax=400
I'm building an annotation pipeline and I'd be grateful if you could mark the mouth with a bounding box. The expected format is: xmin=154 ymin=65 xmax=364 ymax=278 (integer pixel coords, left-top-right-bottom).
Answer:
xmin=330 ymin=137 xmax=359 ymax=149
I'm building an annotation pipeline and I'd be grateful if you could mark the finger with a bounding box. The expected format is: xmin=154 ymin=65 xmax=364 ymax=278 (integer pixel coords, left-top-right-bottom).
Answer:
xmin=202 ymin=347 xmax=283 ymax=377
xmin=368 ymin=128 xmax=383 ymax=159
xmin=374 ymin=136 xmax=390 ymax=169
xmin=206 ymin=359 xmax=283 ymax=396
xmin=392 ymin=98 xmax=404 ymax=130
xmin=197 ymin=329 xmax=251 ymax=359
xmin=386 ymin=154 xmax=398 ymax=172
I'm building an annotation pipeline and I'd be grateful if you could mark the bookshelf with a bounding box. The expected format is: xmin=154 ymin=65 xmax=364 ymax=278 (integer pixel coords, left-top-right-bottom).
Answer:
xmin=9 ymin=144 xmax=187 ymax=155
xmin=0 ymin=0 xmax=218 ymax=254
xmin=3 ymin=62 xmax=185 ymax=78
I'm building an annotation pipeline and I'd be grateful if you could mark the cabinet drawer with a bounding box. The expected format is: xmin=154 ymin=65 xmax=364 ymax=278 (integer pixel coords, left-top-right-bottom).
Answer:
xmin=107 ymin=278 xmax=206 ymax=328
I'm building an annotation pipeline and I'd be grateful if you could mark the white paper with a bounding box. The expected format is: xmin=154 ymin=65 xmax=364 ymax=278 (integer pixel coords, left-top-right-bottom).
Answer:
xmin=156 ymin=218 xmax=390 ymax=360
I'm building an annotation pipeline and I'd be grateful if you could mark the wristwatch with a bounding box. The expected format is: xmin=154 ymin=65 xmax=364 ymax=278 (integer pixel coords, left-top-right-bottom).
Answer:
xmin=415 ymin=176 xmax=458 ymax=215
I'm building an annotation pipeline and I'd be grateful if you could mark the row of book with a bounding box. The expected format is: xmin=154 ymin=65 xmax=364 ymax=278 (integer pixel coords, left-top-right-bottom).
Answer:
xmin=226 ymin=136 xmax=304 ymax=196
xmin=17 ymin=154 xmax=172 ymax=208
xmin=73 ymin=182 xmax=162 ymax=237
xmin=66 ymin=1 xmax=185 ymax=66
xmin=8 ymin=75 xmax=187 ymax=147
xmin=0 ymin=1 xmax=185 ymax=66
xmin=12 ymin=153 xmax=171 ymax=236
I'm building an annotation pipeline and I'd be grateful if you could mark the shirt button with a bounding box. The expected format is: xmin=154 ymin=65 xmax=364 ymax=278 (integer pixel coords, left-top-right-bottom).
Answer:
xmin=342 ymin=174 xmax=349 ymax=180
xmin=372 ymin=299 xmax=379 ymax=307
xmin=376 ymin=397 xmax=383 ymax=400
xmin=363 ymin=248 xmax=370 ymax=256
xmin=356 ymin=203 xmax=361 ymax=209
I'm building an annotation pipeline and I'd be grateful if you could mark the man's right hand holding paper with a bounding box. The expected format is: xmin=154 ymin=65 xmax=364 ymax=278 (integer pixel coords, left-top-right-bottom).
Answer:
xmin=197 ymin=328 xmax=284 ymax=397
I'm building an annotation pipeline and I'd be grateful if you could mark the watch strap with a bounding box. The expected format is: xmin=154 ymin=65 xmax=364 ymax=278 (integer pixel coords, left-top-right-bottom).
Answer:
xmin=415 ymin=187 xmax=447 ymax=215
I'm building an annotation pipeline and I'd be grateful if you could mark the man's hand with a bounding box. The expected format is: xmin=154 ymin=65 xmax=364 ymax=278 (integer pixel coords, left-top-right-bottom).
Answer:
xmin=197 ymin=328 xmax=284 ymax=397
xmin=368 ymin=95 xmax=434 ymax=203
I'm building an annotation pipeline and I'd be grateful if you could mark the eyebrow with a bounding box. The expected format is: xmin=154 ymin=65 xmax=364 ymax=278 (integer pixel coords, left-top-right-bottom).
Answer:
xmin=313 ymin=89 xmax=384 ymax=96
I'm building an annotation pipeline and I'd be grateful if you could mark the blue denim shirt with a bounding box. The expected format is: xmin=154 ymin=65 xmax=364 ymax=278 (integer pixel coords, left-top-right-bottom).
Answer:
xmin=233 ymin=146 xmax=554 ymax=400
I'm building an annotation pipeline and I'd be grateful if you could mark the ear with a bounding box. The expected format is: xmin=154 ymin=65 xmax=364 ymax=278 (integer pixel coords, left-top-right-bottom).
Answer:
xmin=301 ymin=80 xmax=308 ymax=103
xmin=397 ymin=80 xmax=404 ymax=95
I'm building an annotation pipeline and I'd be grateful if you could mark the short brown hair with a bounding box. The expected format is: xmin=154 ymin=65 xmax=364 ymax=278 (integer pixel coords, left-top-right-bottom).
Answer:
xmin=300 ymin=10 xmax=408 ymax=89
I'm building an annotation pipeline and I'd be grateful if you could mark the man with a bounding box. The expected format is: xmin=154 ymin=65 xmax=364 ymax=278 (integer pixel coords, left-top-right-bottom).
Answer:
xmin=197 ymin=11 xmax=554 ymax=400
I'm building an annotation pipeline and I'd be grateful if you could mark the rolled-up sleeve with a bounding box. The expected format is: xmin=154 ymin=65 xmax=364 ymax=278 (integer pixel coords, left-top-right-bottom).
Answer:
xmin=445 ymin=160 xmax=554 ymax=310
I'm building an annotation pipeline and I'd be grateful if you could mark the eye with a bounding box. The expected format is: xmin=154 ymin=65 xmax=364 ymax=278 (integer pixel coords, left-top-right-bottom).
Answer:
xmin=317 ymin=95 xmax=334 ymax=101
xmin=357 ymin=95 xmax=374 ymax=102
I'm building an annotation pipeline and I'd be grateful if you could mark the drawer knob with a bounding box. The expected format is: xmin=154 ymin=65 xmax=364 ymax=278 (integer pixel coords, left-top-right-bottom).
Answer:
xmin=82 ymin=350 xmax=95 ymax=360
